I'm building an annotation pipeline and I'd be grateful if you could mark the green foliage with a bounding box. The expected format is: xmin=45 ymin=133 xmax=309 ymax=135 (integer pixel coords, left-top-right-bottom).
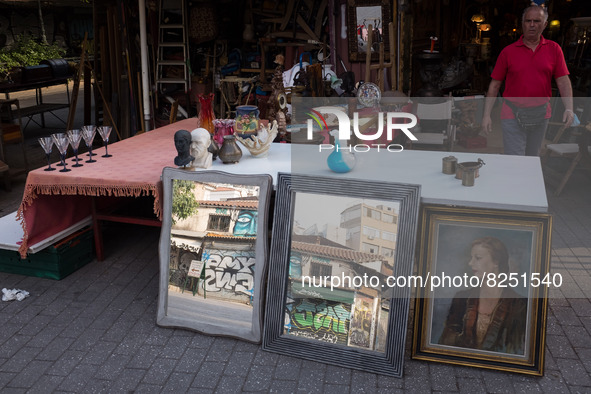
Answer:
xmin=0 ymin=34 xmax=66 ymax=79
xmin=172 ymin=180 xmax=199 ymax=224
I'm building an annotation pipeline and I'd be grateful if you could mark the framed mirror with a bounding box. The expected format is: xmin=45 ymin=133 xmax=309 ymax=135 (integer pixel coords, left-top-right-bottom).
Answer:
xmin=347 ymin=0 xmax=392 ymax=62
xmin=262 ymin=173 xmax=420 ymax=377
xmin=157 ymin=168 xmax=272 ymax=343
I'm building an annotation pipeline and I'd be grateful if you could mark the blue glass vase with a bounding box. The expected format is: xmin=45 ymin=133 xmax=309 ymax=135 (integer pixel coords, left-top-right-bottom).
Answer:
xmin=327 ymin=140 xmax=356 ymax=173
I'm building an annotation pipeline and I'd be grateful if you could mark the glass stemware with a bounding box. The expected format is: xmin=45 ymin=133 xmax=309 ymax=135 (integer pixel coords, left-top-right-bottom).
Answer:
xmin=51 ymin=133 xmax=71 ymax=173
xmin=81 ymin=126 xmax=97 ymax=163
xmin=67 ymin=129 xmax=83 ymax=167
xmin=38 ymin=136 xmax=56 ymax=171
xmin=97 ymin=126 xmax=113 ymax=158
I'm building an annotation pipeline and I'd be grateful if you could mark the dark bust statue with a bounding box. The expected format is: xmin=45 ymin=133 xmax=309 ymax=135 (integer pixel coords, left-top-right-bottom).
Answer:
xmin=174 ymin=129 xmax=194 ymax=167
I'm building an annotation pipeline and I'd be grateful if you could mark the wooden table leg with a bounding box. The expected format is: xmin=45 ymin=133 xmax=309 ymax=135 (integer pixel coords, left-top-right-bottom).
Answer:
xmin=91 ymin=197 xmax=104 ymax=261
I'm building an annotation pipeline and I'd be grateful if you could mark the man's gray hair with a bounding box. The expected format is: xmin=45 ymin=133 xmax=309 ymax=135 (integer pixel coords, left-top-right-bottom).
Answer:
xmin=522 ymin=5 xmax=548 ymax=23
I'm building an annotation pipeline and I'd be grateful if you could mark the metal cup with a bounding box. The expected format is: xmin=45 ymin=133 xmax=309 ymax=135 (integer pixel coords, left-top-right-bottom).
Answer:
xmin=442 ymin=156 xmax=457 ymax=174
xmin=462 ymin=168 xmax=476 ymax=186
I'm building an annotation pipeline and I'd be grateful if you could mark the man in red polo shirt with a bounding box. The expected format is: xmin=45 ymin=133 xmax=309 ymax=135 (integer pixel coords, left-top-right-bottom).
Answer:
xmin=481 ymin=5 xmax=574 ymax=156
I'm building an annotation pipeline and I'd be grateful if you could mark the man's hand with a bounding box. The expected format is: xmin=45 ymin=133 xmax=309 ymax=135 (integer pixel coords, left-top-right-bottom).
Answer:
xmin=481 ymin=115 xmax=493 ymax=135
xmin=563 ymin=109 xmax=574 ymax=128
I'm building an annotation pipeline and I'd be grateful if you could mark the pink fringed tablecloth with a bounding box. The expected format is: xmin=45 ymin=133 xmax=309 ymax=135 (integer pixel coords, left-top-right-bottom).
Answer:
xmin=17 ymin=118 xmax=199 ymax=258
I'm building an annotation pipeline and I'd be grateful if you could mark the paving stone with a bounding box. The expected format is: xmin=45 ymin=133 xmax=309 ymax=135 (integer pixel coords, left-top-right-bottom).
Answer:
xmin=253 ymin=348 xmax=280 ymax=366
xmin=570 ymin=299 xmax=591 ymax=317
xmin=0 ymin=346 xmax=41 ymax=373
xmin=0 ymin=335 xmax=32 ymax=359
xmin=159 ymin=335 xmax=191 ymax=360
xmin=273 ymin=355 xmax=301 ymax=381
xmin=34 ymin=336 xmax=75 ymax=362
xmin=80 ymin=341 xmax=118 ymax=366
xmin=108 ymin=368 xmax=146 ymax=392
xmin=457 ymin=377 xmax=486 ymax=393
xmin=204 ymin=338 xmax=236 ymax=363
xmin=537 ymin=370 xmax=570 ymax=394
xmin=192 ymin=362 xmax=225 ymax=389
xmin=175 ymin=348 xmax=207 ymax=374
xmin=162 ymin=371 xmax=194 ymax=392
xmin=322 ymin=384 xmax=351 ymax=394
xmin=552 ymin=306 xmax=583 ymax=326
xmin=556 ymin=358 xmax=591 ymax=386
xmin=141 ymin=357 xmax=178 ymax=386
xmin=430 ymin=364 xmax=458 ymax=392
xmin=565 ymin=326 xmax=591 ymax=348
xmin=94 ymin=354 xmax=132 ymax=381
xmin=5 ymin=360 xmax=52 ymax=389
xmin=55 ymin=364 xmax=99 ymax=392
xmin=45 ymin=349 xmax=86 ymax=376
xmin=0 ymin=372 xmax=17 ymax=389
xmin=377 ymin=374 xmax=404 ymax=389
xmin=243 ymin=364 xmax=275 ymax=392
xmin=82 ymin=378 xmax=112 ymax=392
xmin=26 ymin=374 xmax=64 ymax=394
xmin=25 ymin=325 xmax=64 ymax=348
xmin=349 ymin=370 xmax=377 ymax=393
xmin=128 ymin=344 xmax=162 ymax=369
xmin=213 ymin=375 xmax=245 ymax=394
xmin=189 ymin=334 xmax=216 ymax=350
xmin=323 ymin=365 xmax=352 ymax=385
xmin=134 ymin=383 xmax=164 ymax=393
xmin=223 ymin=351 xmax=255 ymax=377
xmin=268 ymin=378 xmax=300 ymax=393
xmin=546 ymin=335 xmax=578 ymax=359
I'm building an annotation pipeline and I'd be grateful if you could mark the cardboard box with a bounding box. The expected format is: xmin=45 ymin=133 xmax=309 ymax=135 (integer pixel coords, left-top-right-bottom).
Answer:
xmin=0 ymin=227 xmax=94 ymax=280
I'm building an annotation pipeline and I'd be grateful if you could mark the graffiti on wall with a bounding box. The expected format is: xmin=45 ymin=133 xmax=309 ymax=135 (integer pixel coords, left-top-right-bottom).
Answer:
xmin=232 ymin=210 xmax=257 ymax=236
xmin=202 ymin=247 xmax=255 ymax=304
xmin=286 ymin=298 xmax=351 ymax=345
xmin=348 ymin=296 xmax=377 ymax=349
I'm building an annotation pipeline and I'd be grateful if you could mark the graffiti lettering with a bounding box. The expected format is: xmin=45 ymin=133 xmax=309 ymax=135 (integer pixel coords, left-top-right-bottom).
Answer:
xmin=203 ymin=248 xmax=255 ymax=303
xmin=289 ymin=299 xmax=351 ymax=345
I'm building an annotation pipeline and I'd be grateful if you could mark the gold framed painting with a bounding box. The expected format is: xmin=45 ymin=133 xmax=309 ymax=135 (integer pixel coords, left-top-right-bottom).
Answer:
xmin=412 ymin=205 xmax=553 ymax=376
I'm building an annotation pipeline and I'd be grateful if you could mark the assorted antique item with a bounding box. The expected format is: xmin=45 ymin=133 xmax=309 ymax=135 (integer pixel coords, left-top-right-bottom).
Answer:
xmin=235 ymin=120 xmax=278 ymax=158
xmin=412 ymin=205 xmax=552 ymax=376
xmin=157 ymin=169 xmax=273 ymax=343
xmin=263 ymin=173 xmax=421 ymax=377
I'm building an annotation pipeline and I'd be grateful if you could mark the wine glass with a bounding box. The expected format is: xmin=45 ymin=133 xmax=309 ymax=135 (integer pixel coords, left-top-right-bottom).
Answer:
xmin=38 ymin=137 xmax=56 ymax=171
xmin=51 ymin=133 xmax=71 ymax=173
xmin=81 ymin=126 xmax=97 ymax=163
xmin=97 ymin=126 xmax=113 ymax=158
xmin=67 ymin=129 xmax=83 ymax=167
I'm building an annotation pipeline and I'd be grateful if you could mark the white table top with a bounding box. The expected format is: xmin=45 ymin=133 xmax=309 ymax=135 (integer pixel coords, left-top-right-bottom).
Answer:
xmin=205 ymin=143 xmax=548 ymax=213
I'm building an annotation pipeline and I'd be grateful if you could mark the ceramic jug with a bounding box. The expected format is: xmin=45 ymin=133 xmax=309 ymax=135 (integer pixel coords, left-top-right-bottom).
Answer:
xmin=234 ymin=105 xmax=260 ymax=136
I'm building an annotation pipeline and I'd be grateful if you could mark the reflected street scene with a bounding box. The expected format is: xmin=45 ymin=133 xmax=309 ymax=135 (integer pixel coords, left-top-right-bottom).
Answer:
xmin=166 ymin=179 xmax=260 ymax=328
xmin=284 ymin=192 xmax=399 ymax=352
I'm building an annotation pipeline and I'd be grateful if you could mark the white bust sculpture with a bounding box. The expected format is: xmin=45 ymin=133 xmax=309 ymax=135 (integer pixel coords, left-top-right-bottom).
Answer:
xmin=189 ymin=128 xmax=212 ymax=169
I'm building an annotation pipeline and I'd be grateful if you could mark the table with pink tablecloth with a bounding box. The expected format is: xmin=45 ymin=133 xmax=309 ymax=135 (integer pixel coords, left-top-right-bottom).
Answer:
xmin=17 ymin=118 xmax=199 ymax=258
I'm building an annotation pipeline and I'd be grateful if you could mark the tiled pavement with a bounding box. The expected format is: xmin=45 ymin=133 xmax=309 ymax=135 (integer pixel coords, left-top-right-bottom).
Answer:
xmin=1 ymin=88 xmax=591 ymax=392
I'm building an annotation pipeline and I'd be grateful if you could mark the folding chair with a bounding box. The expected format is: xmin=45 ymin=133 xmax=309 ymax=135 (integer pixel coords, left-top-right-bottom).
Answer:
xmin=410 ymin=98 xmax=455 ymax=151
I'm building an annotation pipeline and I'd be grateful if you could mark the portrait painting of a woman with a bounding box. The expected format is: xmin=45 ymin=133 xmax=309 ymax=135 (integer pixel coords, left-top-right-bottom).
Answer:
xmin=438 ymin=237 xmax=527 ymax=355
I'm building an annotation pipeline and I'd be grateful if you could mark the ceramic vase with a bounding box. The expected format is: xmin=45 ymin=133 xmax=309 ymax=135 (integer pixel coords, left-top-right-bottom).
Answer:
xmin=198 ymin=93 xmax=216 ymax=135
xmin=219 ymin=135 xmax=242 ymax=164
xmin=234 ymin=105 xmax=259 ymax=136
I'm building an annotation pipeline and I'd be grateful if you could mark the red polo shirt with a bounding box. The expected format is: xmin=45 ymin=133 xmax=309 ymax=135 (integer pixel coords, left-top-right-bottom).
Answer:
xmin=491 ymin=35 xmax=569 ymax=119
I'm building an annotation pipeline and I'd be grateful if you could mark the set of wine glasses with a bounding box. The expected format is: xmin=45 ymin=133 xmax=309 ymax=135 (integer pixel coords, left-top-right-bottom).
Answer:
xmin=38 ymin=125 xmax=113 ymax=172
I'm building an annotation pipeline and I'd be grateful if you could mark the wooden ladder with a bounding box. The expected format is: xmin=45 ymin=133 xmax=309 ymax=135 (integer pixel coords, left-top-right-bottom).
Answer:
xmin=156 ymin=0 xmax=190 ymax=94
